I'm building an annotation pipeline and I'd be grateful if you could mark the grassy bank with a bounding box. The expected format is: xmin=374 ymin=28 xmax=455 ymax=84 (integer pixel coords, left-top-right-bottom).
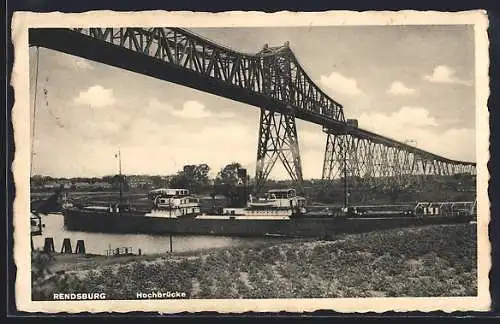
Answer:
xmin=32 ymin=224 xmax=476 ymax=299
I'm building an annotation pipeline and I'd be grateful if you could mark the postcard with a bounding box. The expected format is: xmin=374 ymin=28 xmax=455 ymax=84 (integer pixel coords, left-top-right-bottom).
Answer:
xmin=11 ymin=9 xmax=490 ymax=313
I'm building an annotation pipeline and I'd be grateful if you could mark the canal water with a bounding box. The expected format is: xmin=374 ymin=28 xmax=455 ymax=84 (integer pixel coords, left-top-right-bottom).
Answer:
xmin=32 ymin=213 xmax=283 ymax=256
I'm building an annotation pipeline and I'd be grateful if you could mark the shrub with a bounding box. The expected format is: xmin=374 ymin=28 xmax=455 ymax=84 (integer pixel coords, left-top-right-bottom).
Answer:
xmin=31 ymin=224 xmax=476 ymax=299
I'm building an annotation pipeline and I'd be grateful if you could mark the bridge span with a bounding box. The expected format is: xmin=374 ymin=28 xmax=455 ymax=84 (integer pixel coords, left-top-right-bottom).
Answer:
xmin=29 ymin=27 xmax=476 ymax=192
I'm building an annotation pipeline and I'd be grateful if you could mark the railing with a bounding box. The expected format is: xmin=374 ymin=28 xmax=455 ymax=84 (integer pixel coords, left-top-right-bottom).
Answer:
xmin=67 ymin=28 xmax=345 ymax=122
xmin=105 ymin=246 xmax=136 ymax=256
xmin=304 ymin=200 xmax=476 ymax=218
xmin=30 ymin=214 xmax=43 ymax=236
xmin=414 ymin=201 xmax=476 ymax=217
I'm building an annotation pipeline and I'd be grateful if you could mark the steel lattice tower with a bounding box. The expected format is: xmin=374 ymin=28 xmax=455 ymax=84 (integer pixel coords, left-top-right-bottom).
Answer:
xmin=254 ymin=43 xmax=304 ymax=193
xmin=255 ymin=109 xmax=303 ymax=193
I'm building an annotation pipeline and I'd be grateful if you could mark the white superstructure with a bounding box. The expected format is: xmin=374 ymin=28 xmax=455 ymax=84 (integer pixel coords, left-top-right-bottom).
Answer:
xmin=196 ymin=188 xmax=306 ymax=221
xmin=248 ymin=189 xmax=305 ymax=209
xmin=145 ymin=188 xmax=200 ymax=218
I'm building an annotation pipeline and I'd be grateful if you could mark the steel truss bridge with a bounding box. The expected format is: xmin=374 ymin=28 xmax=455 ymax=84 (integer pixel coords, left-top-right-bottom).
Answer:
xmin=29 ymin=28 xmax=476 ymax=193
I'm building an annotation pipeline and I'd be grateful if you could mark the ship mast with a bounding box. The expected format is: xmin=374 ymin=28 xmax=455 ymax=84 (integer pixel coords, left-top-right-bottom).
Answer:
xmin=118 ymin=149 xmax=123 ymax=205
xmin=31 ymin=46 xmax=40 ymax=176
xmin=343 ymin=146 xmax=348 ymax=209
xmin=343 ymin=128 xmax=349 ymax=210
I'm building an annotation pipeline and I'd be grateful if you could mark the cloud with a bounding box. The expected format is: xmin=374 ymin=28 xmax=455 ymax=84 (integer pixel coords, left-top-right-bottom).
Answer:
xmin=172 ymin=100 xmax=211 ymax=118
xmin=45 ymin=49 xmax=95 ymax=71
xmin=33 ymin=105 xmax=331 ymax=179
xmin=299 ymin=130 xmax=326 ymax=150
xmin=386 ymin=81 xmax=417 ymax=95
xmin=216 ymin=112 xmax=237 ymax=119
xmin=32 ymin=119 xmax=258 ymax=178
xmin=74 ymin=58 xmax=94 ymax=70
xmin=359 ymin=106 xmax=437 ymax=130
xmin=148 ymin=99 xmax=235 ymax=119
xmin=357 ymin=106 xmax=474 ymax=162
xmin=320 ymin=72 xmax=363 ymax=96
xmin=118 ymin=123 xmax=258 ymax=177
xmin=423 ymin=65 xmax=472 ymax=86
xmin=74 ymin=85 xmax=117 ymax=108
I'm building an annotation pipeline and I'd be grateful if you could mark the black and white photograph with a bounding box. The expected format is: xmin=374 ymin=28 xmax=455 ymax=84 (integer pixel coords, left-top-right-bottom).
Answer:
xmin=12 ymin=10 xmax=490 ymax=313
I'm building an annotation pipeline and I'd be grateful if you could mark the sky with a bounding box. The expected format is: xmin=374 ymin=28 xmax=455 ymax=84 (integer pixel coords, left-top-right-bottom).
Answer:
xmin=29 ymin=25 xmax=476 ymax=180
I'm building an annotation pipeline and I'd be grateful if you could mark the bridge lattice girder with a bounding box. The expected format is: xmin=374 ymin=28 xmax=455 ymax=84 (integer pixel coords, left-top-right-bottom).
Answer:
xmin=322 ymin=133 xmax=476 ymax=186
xmin=71 ymin=28 xmax=345 ymax=124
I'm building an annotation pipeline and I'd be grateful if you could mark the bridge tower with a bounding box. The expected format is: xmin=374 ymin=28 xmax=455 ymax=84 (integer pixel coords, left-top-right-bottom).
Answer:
xmin=322 ymin=121 xmax=357 ymax=182
xmin=255 ymin=108 xmax=303 ymax=194
xmin=254 ymin=44 xmax=303 ymax=193
xmin=322 ymin=131 xmax=348 ymax=181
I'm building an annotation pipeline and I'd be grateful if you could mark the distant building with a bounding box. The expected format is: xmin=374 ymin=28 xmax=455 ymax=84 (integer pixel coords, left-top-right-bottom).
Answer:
xmin=93 ymin=181 xmax=112 ymax=189
xmin=73 ymin=182 xmax=93 ymax=189
xmin=127 ymin=175 xmax=154 ymax=189
xmin=42 ymin=182 xmax=60 ymax=189
xmin=61 ymin=182 xmax=72 ymax=189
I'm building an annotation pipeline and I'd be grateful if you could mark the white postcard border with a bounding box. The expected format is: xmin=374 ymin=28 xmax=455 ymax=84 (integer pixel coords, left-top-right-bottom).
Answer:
xmin=11 ymin=9 xmax=491 ymax=313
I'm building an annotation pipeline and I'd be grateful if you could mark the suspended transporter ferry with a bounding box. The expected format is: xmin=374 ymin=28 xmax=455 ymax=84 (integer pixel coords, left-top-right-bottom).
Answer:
xmin=62 ymin=187 xmax=473 ymax=238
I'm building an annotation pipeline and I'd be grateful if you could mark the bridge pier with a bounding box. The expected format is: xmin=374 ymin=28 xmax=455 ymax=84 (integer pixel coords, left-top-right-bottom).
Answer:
xmin=322 ymin=132 xmax=348 ymax=181
xmin=255 ymin=108 xmax=303 ymax=194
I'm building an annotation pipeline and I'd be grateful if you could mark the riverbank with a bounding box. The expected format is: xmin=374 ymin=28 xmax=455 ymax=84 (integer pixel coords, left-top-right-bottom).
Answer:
xmin=32 ymin=223 xmax=477 ymax=300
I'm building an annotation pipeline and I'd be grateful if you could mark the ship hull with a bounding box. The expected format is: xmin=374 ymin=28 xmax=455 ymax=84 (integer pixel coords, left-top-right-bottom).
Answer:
xmin=62 ymin=208 xmax=473 ymax=238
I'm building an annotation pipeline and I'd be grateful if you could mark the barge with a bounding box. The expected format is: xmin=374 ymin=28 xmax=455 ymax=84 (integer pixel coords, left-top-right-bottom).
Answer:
xmin=61 ymin=188 xmax=474 ymax=238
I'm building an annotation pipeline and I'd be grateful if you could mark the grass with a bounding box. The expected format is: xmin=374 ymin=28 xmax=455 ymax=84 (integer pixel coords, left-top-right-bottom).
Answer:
xmin=31 ymin=223 xmax=477 ymax=300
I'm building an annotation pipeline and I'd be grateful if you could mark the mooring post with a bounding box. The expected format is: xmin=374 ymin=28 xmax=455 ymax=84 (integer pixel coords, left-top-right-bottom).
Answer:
xmin=43 ymin=237 xmax=55 ymax=253
xmin=61 ymin=238 xmax=72 ymax=253
xmin=75 ymin=240 xmax=86 ymax=255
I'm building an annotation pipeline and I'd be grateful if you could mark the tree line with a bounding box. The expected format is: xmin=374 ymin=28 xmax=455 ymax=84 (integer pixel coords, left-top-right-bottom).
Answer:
xmin=31 ymin=165 xmax=475 ymax=204
xmin=31 ymin=162 xmax=250 ymax=192
xmin=168 ymin=162 xmax=249 ymax=198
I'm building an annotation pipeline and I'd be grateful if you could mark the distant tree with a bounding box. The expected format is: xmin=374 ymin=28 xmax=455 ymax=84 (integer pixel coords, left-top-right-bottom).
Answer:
xmin=169 ymin=164 xmax=211 ymax=193
xmin=215 ymin=162 xmax=242 ymax=186
xmin=212 ymin=162 xmax=252 ymax=207
xmin=30 ymin=175 xmax=45 ymax=186
xmin=150 ymin=175 xmax=163 ymax=188
xmin=102 ymin=175 xmax=115 ymax=184
xmin=169 ymin=173 xmax=188 ymax=189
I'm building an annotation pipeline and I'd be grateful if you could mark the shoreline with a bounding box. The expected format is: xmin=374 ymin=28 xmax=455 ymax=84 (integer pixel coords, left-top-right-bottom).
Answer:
xmin=32 ymin=223 xmax=477 ymax=300
xmin=34 ymin=235 xmax=315 ymax=273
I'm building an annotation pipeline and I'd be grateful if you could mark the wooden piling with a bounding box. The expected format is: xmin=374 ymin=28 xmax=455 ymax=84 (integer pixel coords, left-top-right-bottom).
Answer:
xmin=43 ymin=237 xmax=55 ymax=253
xmin=75 ymin=240 xmax=86 ymax=254
xmin=61 ymin=238 xmax=72 ymax=253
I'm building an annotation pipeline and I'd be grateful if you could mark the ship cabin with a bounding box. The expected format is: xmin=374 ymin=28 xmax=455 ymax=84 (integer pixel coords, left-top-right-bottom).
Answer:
xmin=148 ymin=188 xmax=200 ymax=210
xmin=248 ymin=188 xmax=306 ymax=210
xmin=206 ymin=188 xmax=306 ymax=220
xmin=144 ymin=188 xmax=201 ymax=218
xmin=148 ymin=188 xmax=190 ymax=199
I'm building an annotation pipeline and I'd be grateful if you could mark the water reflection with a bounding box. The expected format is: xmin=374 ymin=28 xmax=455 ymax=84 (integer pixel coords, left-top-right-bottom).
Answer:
xmin=32 ymin=214 xmax=280 ymax=255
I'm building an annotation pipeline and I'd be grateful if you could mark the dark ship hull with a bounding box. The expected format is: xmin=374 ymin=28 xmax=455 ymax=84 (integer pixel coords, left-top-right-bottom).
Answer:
xmin=62 ymin=207 xmax=473 ymax=238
